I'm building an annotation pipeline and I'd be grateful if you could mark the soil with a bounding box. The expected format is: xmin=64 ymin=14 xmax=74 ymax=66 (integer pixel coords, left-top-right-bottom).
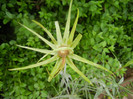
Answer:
xmin=124 ymin=67 xmax=133 ymax=80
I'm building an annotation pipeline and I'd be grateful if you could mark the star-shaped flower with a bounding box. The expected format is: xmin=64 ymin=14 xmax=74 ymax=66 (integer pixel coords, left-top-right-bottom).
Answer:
xmin=9 ymin=0 xmax=114 ymax=85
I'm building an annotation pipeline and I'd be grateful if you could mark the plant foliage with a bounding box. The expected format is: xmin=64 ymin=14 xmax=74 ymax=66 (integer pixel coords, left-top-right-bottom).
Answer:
xmin=0 ymin=0 xmax=133 ymax=98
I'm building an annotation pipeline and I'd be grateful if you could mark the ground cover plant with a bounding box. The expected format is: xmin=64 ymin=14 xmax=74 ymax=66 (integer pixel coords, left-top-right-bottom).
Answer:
xmin=0 ymin=0 xmax=133 ymax=98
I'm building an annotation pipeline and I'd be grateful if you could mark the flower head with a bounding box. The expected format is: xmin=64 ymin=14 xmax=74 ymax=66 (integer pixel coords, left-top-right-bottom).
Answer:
xmin=9 ymin=0 xmax=114 ymax=85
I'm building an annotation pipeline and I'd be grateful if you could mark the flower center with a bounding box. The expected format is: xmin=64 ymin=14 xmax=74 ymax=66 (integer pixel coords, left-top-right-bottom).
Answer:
xmin=58 ymin=50 xmax=69 ymax=58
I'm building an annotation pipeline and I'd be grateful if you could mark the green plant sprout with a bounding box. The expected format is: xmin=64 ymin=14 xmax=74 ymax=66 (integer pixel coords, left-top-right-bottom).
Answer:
xmin=9 ymin=0 xmax=114 ymax=85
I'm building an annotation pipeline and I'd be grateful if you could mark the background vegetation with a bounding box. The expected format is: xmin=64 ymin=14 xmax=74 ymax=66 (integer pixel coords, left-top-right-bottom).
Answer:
xmin=0 ymin=0 xmax=133 ymax=98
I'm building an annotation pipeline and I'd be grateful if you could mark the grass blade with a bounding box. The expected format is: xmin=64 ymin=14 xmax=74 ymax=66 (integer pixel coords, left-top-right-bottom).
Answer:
xmin=70 ymin=34 xmax=82 ymax=49
xmin=32 ymin=20 xmax=57 ymax=44
xmin=9 ymin=55 xmax=58 ymax=71
xmin=55 ymin=21 xmax=63 ymax=45
xmin=17 ymin=45 xmax=54 ymax=55
xmin=123 ymin=60 xmax=133 ymax=68
xmin=63 ymin=0 xmax=73 ymax=44
xmin=68 ymin=9 xmax=79 ymax=45
xmin=70 ymin=54 xmax=115 ymax=76
xmin=119 ymin=84 xmax=133 ymax=94
xmin=18 ymin=22 xmax=56 ymax=49
xmin=66 ymin=57 xmax=93 ymax=85
xmin=117 ymin=60 xmax=133 ymax=72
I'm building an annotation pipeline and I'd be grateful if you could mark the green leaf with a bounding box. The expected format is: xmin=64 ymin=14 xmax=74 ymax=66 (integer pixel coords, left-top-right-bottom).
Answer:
xmin=119 ymin=85 xmax=133 ymax=95
xmin=66 ymin=57 xmax=93 ymax=85
xmin=9 ymin=55 xmax=58 ymax=71
xmin=32 ymin=20 xmax=57 ymax=45
xmin=28 ymin=85 xmax=34 ymax=91
xmin=6 ymin=11 xmax=14 ymax=19
xmin=34 ymin=91 xmax=40 ymax=97
xmin=123 ymin=60 xmax=133 ymax=68
xmin=2 ymin=4 xmax=6 ymax=11
xmin=0 ymin=82 xmax=3 ymax=88
xmin=18 ymin=58 xmax=24 ymax=62
xmin=76 ymin=24 xmax=84 ymax=33
xmin=3 ymin=18 xmax=10 ymax=24
xmin=100 ymin=41 xmax=106 ymax=47
xmin=70 ymin=54 xmax=115 ymax=76
xmin=18 ymin=22 xmax=56 ymax=49
xmin=41 ymin=91 xmax=48 ymax=97
xmin=118 ymin=60 xmax=133 ymax=72
xmin=34 ymin=83 xmax=39 ymax=89
xmin=9 ymin=40 xmax=16 ymax=45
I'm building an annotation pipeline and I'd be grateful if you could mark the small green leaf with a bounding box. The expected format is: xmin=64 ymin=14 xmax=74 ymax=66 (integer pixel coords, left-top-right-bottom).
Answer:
xmin=0 ymin=82 xmax=3 ymax=88
xmin=118 ymin=60 xmax=133 ymax=72
xmin=100 ymin=41 xmax=106 ymax=47
xmin=6 ymin=11 xmax=14 ymax=19
xmin=3 ymin=18 xmax=10 ymax=24
xmin=41 ymin=91 xmax=48 ymax=97
xmin=28 ymin=85 xmax=34 ymax=91
xmin=76 ymin=24 xmax=84 ymax=33
xmin=34 ymin=83 xmax=39 ymax=89
xmin=123 ymin=60 xmax=133 ymax=68
xmin=18 ymin=58 xmax=24 ymax=62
